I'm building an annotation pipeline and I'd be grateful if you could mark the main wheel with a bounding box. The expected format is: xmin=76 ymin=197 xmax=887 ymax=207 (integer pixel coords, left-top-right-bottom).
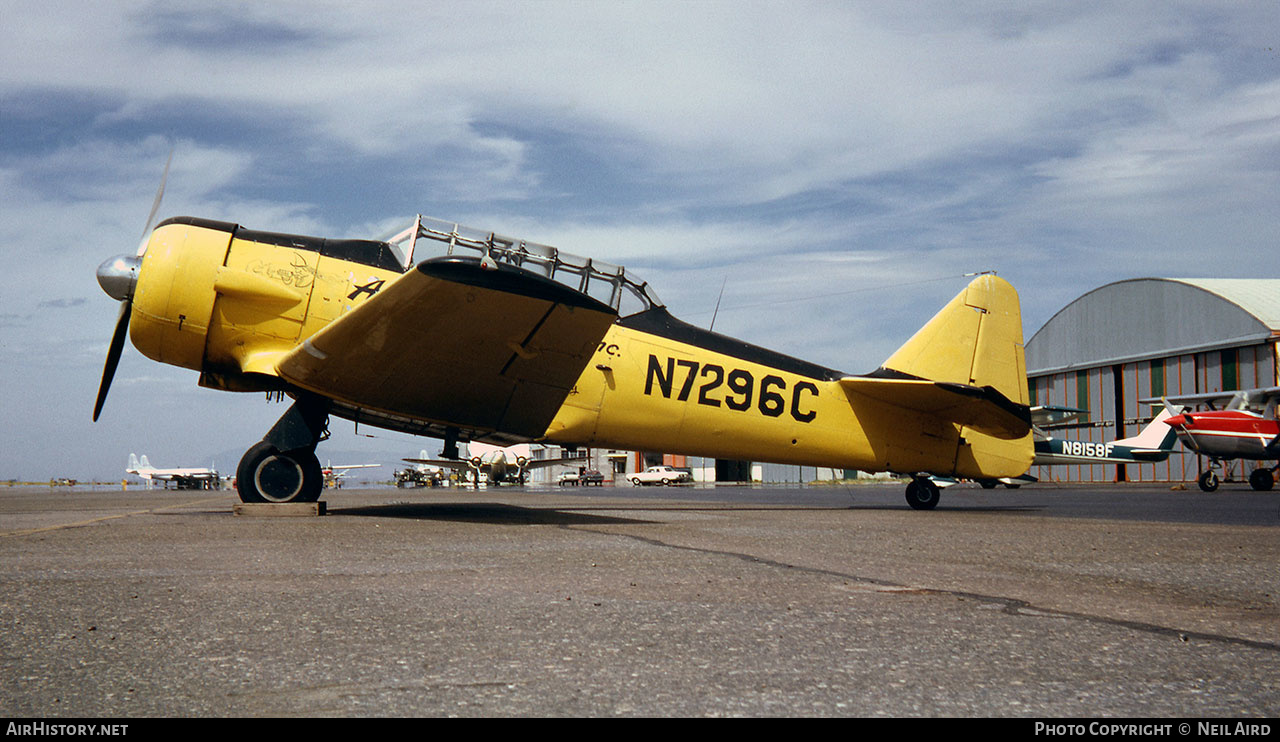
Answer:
xmin=905 ymin=479 xmax=940 ymax=510
xmin=1197 ymin=470 xmax=1220 ymax=493
xmin=236 ymin=442 xmax=323 ymax=504
xmin=1249 ymin=468 xmax=1274 ymax=492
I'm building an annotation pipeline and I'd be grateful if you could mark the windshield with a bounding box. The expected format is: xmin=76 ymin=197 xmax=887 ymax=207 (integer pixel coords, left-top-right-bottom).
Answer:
xmin=380 ymin=216 xmax=662 ymax=315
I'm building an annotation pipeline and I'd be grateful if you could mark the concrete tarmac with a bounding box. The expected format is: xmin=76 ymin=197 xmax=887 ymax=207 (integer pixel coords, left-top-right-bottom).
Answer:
xmin=1 ymin=483 xmax=1277 ymax=717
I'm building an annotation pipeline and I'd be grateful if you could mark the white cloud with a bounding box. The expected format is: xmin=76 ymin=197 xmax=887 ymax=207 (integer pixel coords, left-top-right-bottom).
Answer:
xmin=1 ymin=1 xmax=1278 ymax=479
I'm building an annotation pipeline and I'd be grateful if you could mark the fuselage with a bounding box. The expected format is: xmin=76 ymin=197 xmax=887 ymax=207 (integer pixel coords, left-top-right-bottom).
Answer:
xmin=1031 ymin=439 xmax=1171 ymax=466
xmin=546 ymin=314 xmax=887 ymax=471
xmin=1165 ymin=410 xmax=1280 ymax=460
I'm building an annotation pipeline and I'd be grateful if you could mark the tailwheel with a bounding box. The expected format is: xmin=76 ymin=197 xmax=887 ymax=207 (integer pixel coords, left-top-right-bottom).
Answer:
xmin=236 ymin=442 xmax=323 ymax=504
xmin=905 ymin=477 xmax=940 ymax=510
xmin=1197 ymin=470 xmax=1220 ymax=493
xmin=1249 ymin=468 xmax=1274 ymax=492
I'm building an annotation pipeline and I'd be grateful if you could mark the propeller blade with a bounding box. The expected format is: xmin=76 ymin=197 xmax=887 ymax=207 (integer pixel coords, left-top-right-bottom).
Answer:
xmin=93 ymin=300 xmax=132 ymax=422
xmin=137 ymin=149 xmax=172 ymax=256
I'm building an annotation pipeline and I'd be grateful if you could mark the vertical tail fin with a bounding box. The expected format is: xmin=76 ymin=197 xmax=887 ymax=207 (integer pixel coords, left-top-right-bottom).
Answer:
xmin=128 ymin=453 xmax=140 ymax=471
xmin=1114 ymin=405 xmax=1184 ymax=450
xmin=878 ymin=274 xmax=1028 ymax=408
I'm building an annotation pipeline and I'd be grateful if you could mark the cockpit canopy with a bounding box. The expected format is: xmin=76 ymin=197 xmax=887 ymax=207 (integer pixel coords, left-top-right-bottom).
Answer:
xmin=380 ymin=216 xmax=663 ymax=317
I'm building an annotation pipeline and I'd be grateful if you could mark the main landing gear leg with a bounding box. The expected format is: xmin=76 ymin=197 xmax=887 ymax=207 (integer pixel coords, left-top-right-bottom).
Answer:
xmin=235 ymin=394 xmax=331 ymax=504
xmin=904 ymin=476 xmax=941 ymax=510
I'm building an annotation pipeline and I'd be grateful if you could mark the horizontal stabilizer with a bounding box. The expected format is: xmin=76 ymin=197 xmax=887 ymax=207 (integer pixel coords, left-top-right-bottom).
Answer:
xmin=1031 ymin=405 xmax=1087 ymax=428
xmin=840 ymin=376 xmax=1031 ymax=440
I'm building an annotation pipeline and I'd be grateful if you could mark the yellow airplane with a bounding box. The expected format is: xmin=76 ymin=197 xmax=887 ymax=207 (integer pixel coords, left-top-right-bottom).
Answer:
xmin=95 ymin=210 xmax=1033 ymax=510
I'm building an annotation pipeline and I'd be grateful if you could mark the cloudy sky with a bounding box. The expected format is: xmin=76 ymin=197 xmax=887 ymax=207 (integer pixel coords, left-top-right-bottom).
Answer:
xmin=2 ymin=1 xmax=1277 ymax=481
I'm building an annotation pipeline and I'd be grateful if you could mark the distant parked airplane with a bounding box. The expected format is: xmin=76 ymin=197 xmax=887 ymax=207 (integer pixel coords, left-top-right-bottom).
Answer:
xmin=965 ymin=404 xmax=1184 ymax=488
xmin=1031 ymin=404 xmax=1184 ymax=465
xmin=127 ymin=454 xmax=220 ymax=490
xmin=403 ymin=443 xmax=586 ymax=486
xmin=1145 ymin=387 xmax=1280 ymax=491
xmin=321 ymin=462 xmax=380 ymax=488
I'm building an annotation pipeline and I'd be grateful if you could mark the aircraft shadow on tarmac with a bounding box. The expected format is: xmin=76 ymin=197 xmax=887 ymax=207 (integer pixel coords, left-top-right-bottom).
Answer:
xmin=562 ymin=502 xmax=1044 ymax=514
xmin=330 ymin=502 xmax=658 ymax=526
xmin=331 ymin=499 xmax=1041 ymax=522
xmin=844 ymin=503 xmax=1042 ymax=513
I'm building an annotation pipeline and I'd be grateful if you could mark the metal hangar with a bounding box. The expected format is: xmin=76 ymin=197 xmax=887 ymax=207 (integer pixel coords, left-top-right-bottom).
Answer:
xmin=1025 ymin=278 xmax=1280 ymax=484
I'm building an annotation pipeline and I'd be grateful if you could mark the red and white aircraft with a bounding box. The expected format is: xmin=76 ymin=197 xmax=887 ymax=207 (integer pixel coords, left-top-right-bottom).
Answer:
xmin=321 ymin=462 xmax=380 ymax=489
xmin=1152 ymin=387 xmax=1280 ymax=492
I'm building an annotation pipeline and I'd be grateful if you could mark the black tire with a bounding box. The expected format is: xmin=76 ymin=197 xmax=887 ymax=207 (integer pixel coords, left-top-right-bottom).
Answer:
xmin=631 ymin=477 xmax=642 ymax=486
xmin=905 ymin=479 xmax=940 ymax=510
xmin=979 ymin=480 xmax=997 ymax=489
xmin=1197 ymin=471 xmax=1220 ymax=493
xmin=236 ymin=442 xmax=323 ymax=504
xmin=1249 ymin=468 xmax=1274 ymax=492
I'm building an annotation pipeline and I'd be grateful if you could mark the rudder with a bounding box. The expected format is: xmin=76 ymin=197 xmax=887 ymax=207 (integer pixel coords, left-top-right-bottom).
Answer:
xmin=878 ymin=274 xmax=1028 ymax=409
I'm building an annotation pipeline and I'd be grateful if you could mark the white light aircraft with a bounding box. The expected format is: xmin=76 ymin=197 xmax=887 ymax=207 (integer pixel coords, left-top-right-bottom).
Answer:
xmin=965 ymin=405 xmax=1184 ymax=488
xmin=1030 ymin=404 xmax=1184 ymax=466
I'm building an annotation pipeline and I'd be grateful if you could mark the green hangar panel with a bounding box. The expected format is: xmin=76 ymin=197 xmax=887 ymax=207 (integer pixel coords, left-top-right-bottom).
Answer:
xmin=1025 ymin=278 xmax=1280 ymax=484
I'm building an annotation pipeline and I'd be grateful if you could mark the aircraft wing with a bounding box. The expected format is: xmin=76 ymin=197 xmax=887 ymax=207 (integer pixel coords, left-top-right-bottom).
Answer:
xmin=1125 ymin=449 xmax=1183 ymax=461
xmin=1141 ymin=387 xmax=1280 ymax=410
xmin=521 ymin=452 xmax=590 ymax=470
xmin=839 ymin=377 xmax=1031 ymax=440
xmin=1030 ymin=405 xmax=1086 ymax=428
xmin=277 ymin=257 xmax=618 ymax=439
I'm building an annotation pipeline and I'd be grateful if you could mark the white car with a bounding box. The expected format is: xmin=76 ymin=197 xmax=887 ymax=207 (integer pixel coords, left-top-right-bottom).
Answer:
xmin=629 ymin=466 xmax=692 ymax=486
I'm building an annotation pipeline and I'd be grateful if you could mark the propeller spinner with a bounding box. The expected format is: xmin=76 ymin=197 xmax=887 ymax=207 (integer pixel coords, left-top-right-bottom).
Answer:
xmin=93 ymin=152 xmax=170 ymax=422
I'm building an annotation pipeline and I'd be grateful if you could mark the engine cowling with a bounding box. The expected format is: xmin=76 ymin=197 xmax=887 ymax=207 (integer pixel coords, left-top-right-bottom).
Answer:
xmin=129 ymin=221 xmax=232 ymax=372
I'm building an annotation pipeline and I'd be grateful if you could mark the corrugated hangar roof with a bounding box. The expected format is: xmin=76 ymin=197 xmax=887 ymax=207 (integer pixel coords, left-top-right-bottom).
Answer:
xmin=1026 ymin=278 xmax=1280 ymax=375
xmin=1174 ymin=279 xmax=1280 ymax=328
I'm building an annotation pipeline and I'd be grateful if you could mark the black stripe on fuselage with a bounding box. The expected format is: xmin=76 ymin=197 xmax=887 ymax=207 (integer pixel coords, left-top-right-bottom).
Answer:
xmin=616 ymin=307 xmax=846 ymax=382
xmin=156 ymin=216 xmax=405 ymax=273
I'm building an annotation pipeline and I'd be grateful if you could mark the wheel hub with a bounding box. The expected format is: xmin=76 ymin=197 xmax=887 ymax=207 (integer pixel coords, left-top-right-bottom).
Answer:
xmin=254 ymin=455 xmax=305 ymax=502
